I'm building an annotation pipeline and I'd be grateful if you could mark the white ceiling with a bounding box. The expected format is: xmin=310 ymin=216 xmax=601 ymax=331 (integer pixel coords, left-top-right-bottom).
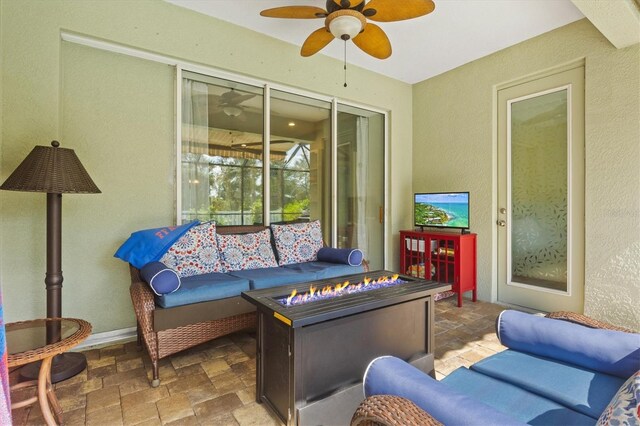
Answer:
xmin=166 ymin=0 xmax=585 ymax=84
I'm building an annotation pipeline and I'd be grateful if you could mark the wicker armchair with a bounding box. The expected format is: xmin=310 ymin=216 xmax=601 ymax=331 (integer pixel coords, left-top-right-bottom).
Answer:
xmin=350 ymin=311 xmax=635 ymax=426
xmin=351 ymin=395 xmax=443 ymax=426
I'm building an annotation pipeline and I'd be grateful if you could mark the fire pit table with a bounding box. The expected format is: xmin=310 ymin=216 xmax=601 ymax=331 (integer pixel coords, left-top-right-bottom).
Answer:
xmin=241 ymin=270 xmax=450 ymax=425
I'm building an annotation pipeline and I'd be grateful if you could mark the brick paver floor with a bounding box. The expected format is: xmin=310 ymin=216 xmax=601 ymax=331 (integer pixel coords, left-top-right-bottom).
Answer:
xmin=11 ymin=297 xmax=508 ymax=425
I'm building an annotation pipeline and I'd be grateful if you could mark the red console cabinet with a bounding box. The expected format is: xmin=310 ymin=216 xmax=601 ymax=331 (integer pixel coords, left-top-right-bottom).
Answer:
xmin=400 ymin=230 xmax=477 ymax=307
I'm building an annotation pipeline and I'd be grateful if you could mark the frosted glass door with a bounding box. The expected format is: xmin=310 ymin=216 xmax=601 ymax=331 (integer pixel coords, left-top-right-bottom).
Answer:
xmin=497 ymin=66 xmax=584 ymax=313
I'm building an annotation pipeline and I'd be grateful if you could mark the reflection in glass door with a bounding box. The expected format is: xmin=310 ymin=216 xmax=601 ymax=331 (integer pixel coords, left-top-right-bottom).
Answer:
xmin=336 ymin=105 xmax=385 ymax=270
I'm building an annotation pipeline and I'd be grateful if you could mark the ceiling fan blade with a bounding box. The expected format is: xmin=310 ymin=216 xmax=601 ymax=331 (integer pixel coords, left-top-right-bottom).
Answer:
xmin=352 ymin=23 xmax=391 ymax=59
xmin=301 ymin=28 xmax=335 ymax=57
xmin=363 ymin=0 xmax=435 ymax=22
xmin=331 ymin=0 xmax=365 ymax=8
xmin=220 ymin=93 xmax=255 ymax=106
xmin=242 ymin=140 xmax=293 ymax=147
xmin=260 ymin=6 xmax=327 ymax=19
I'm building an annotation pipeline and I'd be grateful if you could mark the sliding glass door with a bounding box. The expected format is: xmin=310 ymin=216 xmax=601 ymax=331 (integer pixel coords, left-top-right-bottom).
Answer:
xmin=336 ymin=105 xmax=385 ymax=269
xmin=179 ymin=70 xmax=386 ymax=267
xmin=181 ymin=72 xmax=264 ymax=225
xmin=269 ymin=90 xmax=332 ymax=242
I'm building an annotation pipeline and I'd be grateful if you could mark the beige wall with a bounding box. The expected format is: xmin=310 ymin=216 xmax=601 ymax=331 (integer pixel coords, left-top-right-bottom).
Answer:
xmin=0 ymin=0 xmax=413 ymax=332
xmin=413 ymin=19 xmax=640 ymax=329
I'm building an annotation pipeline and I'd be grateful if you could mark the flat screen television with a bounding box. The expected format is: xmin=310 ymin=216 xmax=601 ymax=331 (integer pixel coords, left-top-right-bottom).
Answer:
xmin=414 ymin=192 xmax=470 ymax=230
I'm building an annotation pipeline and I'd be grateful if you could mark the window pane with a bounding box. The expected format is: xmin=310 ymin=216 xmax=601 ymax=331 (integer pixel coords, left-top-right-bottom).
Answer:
xmin=269 ymin=90 xmax=331 ymax=241
xmin=181 ymin=72 xmax=264 ymax=225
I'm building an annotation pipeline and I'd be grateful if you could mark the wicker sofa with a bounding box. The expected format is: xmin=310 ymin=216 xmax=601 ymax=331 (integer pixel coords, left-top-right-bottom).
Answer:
xmin=129 ymin=224 xmax=367 ymax=387
xmin=351 ymin=311 xmax=639 ymax=426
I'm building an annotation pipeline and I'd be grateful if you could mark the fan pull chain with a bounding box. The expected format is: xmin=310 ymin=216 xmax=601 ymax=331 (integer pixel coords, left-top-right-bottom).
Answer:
xmin=343 ymin=40 xmax=348 ymax=87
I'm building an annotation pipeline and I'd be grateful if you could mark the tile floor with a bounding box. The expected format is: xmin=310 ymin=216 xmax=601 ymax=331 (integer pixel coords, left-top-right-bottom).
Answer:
xmin=11 ymin=297 xmax=508 ymax=425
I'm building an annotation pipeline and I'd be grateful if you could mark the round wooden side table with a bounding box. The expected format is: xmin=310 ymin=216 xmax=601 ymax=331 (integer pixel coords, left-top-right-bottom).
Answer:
xmin=6 ymin=318 xmax=92 ymax=425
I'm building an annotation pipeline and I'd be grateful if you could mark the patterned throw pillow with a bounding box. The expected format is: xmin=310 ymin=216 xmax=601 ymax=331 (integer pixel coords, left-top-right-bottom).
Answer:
xmin=216 ymin=229 xmax=278 ymax=272
xmin=596 ymin=370 xmax=640 ymax=426
xmin=159 ymin=222 xmax=224 ymax=277
xmin=271 ymin=220 xmax=324 ymax=266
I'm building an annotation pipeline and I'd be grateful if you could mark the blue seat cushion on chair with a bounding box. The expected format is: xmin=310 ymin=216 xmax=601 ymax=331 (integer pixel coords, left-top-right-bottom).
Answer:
xmin=443 ymin=367 xmax=597 ymax=425
xmin=364 ymin=356 xmax=526 ymax=426
xmin=283 ymin=261 xmax=364 ymax=280
xmin=470 ymin=349 xmax=624 ymax=419
xmin=497 ymin=310 xmax=640 ymax=379
xmin=227 ymin=267 xmax=317 ymax=290
xmin=156 ymin=273 xmax=250 ymax=308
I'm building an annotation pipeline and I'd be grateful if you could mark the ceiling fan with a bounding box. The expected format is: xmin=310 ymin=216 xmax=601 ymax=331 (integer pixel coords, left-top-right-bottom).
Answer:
xmin=216 ymin=89 xmax=257 ymax=117
xmin=260 ymin=0 xmax=436 ymax=60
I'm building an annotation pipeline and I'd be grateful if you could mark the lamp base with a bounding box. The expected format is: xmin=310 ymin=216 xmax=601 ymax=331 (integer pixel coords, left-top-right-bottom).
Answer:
xmin=19 ymin=352 xmax=87 ymax=384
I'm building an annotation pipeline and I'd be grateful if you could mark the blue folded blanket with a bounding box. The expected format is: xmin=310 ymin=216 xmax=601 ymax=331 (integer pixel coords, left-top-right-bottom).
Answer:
xmin=317 ymin=247 xmax=363 ymax=266
xmin=114 ymin=221 xmax=199 ymax=269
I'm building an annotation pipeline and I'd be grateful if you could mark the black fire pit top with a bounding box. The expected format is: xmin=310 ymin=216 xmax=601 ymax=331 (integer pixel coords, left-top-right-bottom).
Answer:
xmin=241 ymin=270 xmax=451 ymax=328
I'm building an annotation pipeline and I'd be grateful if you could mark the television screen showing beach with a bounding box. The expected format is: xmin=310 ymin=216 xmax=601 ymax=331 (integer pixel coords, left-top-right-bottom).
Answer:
xmin=415 ymin=193 xmax=469 ymax=228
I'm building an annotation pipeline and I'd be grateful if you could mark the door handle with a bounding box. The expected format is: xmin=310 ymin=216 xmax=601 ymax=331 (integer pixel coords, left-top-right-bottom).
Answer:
xmin=497 ymin=220 xmax=506 ymax=227
xmin=499 ymin=208 xmax=507 ymax=214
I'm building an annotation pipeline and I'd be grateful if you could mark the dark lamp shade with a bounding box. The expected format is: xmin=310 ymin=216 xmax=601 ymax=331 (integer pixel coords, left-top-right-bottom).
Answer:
xmin=0 ymin=141 xmax=100 ymax=194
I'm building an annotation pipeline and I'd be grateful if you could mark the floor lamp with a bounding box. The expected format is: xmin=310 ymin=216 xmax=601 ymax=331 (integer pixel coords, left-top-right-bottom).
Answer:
xmin=0 ymin=140 xmax=100 ymax=382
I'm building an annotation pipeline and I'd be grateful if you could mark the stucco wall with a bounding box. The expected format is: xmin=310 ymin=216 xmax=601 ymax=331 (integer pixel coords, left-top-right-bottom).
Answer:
xmin=413 ymin=19 xmax=640 ymax=329
xmin=0 ymin=0 xmax=413 ymax=332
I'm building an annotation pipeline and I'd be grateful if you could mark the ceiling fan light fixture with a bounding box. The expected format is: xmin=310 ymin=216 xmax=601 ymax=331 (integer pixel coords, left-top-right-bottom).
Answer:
xmin=327 ymin=10 xmax=365 ymax=40
xmin=223 ymin=105 xmax=243 ymax=117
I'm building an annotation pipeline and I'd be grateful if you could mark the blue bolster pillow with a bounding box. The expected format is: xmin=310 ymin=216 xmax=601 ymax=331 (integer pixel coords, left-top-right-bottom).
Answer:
xmin=364 ymin=356 xmax=525 ymax=426
xmin=316 ymin=247 xmax=363 ymax=266
xmin=497 ymin=310 xmax=640 ymax=378
xmin=140 ymin=262 xmax=181 ymax=296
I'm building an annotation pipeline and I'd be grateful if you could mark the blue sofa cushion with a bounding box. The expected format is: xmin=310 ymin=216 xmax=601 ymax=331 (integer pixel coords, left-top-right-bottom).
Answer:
xmin=316 ymin=247 xmax=363 ymax=266
xmin=364 ymin=356 xmax=526 ymax=426
xmin=443 ymin=367 xmax=597 ymax=425
xmin=140 ymin=261 xmax=181 ymax=295
xmin=114 ymin=221 xmax=199 ymax=269
xmin=471 ymin=349 xmax=624 ymax=419
xmin=156 ymin=273 xmax=250 ymax=308
xmin=497 ymin=310 xmax=640 ymax=379
xmin=228 ymin=267 xmax=317 ymax=290
xmin=283 ymin=261 xmax=364 ymax=280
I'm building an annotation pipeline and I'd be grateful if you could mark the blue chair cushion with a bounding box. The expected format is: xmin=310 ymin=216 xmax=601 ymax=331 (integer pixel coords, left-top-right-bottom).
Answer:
xmin=497 ymin=310 xmax=640 ymax=379
xmin=364 ymin=356 xmax=526 ymax=426
xmin=443 ymin=367 xmax=597 ymax=425
xmin=227 ymin=267 xmax=317 ymax=290
xmin=156 ymin=273 xmax=250 ymax=308
xmin=283 ymin=261 xmax=364 ymax=280
xmin=471 ymin=349 xmax=624 ymax=419
xmin=316 ymin=247 xmax=363 ymax=266
xmin=140 ymin=261 xmax=180 ymax=295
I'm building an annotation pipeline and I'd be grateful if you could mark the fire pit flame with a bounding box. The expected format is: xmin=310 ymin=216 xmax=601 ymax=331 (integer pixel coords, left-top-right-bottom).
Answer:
xmin=279 ymin=274 xmax=406 ymax=306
